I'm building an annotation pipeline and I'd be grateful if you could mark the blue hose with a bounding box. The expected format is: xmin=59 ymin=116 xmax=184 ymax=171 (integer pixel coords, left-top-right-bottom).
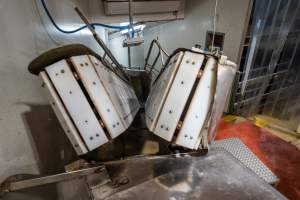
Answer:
xmin=40 ymin=0 xmax=130 ymax=34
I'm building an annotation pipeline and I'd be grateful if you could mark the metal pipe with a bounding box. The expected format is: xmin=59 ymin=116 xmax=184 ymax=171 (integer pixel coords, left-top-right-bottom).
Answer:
xmin=2 ymin=166 xmax=107 ymax=193
xmin=211 ymin=0 xmax=218 ymax=51
xmin=129 ymin=0 xmax=133 ymax=25
xmin=144 ymin=39 xmax=169 ymax=72
xmin=127 ymin=0 xmax=133 ymax=68
xmin=74 ymin=7 xmax=123 ymax=70
xmin=128 ymin=46 xmax=131 ymax=68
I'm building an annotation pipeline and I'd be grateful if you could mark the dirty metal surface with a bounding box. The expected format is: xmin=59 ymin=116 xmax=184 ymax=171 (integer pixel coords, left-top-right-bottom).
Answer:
xmin=98 ymin=149 xmax=286 ymax=200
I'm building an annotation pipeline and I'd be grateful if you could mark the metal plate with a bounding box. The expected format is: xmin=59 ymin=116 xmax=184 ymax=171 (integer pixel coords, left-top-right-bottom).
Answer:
xmin=45 ymin=60 xmax=108 ymax=151
xmin=153 ymin=52 xmax=204 ymax=141
xmin=176 ymin=57 xmax=217 ymax=149
xmin=71 ymin=55 xmax=125 ymax=139
xmin=212 ymin=138 xmax=278 ymax=184
xmin=100 ymin=149 xmax=286 ymax=200
xmin=207 ymin=61 xmax=237 ymax=142
xmin=145 ymin=52 xmax=184 ymax=131
xmin=90 ymin=56 xmax=140 ymax=129
xmin=39 ymin=72 xmax=88 ymax=155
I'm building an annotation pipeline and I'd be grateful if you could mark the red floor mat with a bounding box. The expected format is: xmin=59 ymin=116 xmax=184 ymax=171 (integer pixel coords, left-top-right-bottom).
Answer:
xmin=215 ymin=120 xmax=300 ymax=200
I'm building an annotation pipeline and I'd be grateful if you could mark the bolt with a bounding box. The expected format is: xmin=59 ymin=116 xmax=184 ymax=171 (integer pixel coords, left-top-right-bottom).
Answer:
xmin=69 ymin=91 xmax=72 ymax=94
xmin=93 ymin=81 xmax=96 ymax=85
xmin=85 ymin=62 xmax=88 ymax=66
xmin=61 ymin=69 xmax=65 ymax=73
xmin=181 ymin=81 xmax=184 ymax=84
xmin=169 ymin=110 xmax=172 ymax=114
xmin=74 ymin=144 xmax=79 ymax=147
xmin=107 ymin=109 xmax=110 ymax=112
xmin=85 ymin=120 xmax=88 ymax=123
xmin=190 ymin=136 xmax=193 ymax=140
xmin=186 ymin=60 xmax=190 ymax=64
xmin=161 ymin=125 xmax=164 ymax=129
xmin=55 ymin=73 xmax=59 ymax=76
xmin=80 ymin=63 xmax=84 ymax=67
xmin=117 ymin=122 xmax=120 ymax=125
xmin=166 ymin=127 xmax=169 ymax=131
xmin=90 ymin=136 xmax=93 ymax=140
xmin=96 ymin=133 xmax=99 ymax=137
xmin=184 ymin=134 xmax=188 ymax=138
xmin=192 ymin=61 xmax=195 ymax=65
xmin=113 ymin=124 xmax=116 ymax=128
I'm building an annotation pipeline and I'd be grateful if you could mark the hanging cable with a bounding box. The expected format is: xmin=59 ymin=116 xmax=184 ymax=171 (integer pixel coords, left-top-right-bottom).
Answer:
xmin=40 ymin=0 xmax=130 ymax=34
xmin=33 ymin=0 xmax=62 ymax=45
xmin=211 ymin=0 xmax=218 ymax=51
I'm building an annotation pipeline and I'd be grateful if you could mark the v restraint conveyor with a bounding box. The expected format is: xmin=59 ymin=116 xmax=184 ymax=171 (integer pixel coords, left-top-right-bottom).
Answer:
xmin=2 ymin=44 xmax=284 ymax=200
xmin=28 ymin=44 xmax=236 ymax=155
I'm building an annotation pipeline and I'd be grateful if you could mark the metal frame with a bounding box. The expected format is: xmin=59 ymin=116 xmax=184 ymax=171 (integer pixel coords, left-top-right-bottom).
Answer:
xmin=233 ymin=0 xmax=300 ymax=122
xmin=144 ymin=39 xmax=170 ymax=80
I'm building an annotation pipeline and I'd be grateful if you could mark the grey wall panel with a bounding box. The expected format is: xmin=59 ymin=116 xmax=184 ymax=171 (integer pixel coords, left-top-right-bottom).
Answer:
xmin=143 ymin=0 xmax=251 ymax=65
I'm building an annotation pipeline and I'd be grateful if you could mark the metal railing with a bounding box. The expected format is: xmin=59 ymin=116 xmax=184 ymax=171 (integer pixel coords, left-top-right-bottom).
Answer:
xmin=144 ymin=39 xmax=169 ymax=80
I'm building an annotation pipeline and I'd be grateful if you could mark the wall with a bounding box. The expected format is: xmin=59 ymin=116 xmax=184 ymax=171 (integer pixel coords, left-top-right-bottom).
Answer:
xmin=143 ymin=0 xmax=252 ymax=65
xmin=0 ymin=0 xmax=106 ymax=184
xmin=108 ymin=33 xmax=146 ymax=68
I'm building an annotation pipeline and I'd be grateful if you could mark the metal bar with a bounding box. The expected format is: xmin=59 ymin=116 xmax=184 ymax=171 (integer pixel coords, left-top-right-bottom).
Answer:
xmin=238 ymin=69 xmax=288 ymax=85
xmin=160 ymin=49 xmax=165 ymax=66
xmin=237 ymin=79 xmax=284 ymax=95
xmin=5 ymin=166 xmax=107 ymax=192
xmin=127 ymin=0 xmax=133 ymax=68
xmin=235 ymin=82 xmax=300 ymax=105
xmin=144 ymin=39 xmax=169 ymax=76
xmin=129 ymin=0 xmax=133 ymax=25
xmin=128 ymin=46 xmax=131 ymax=68
xmin=74 ymin=7 xmax=123 ymax=71
xmin=211 ymin=0 xmax=218 ymax=51
xmin=150 ymin=52 xmax=161 ymax=74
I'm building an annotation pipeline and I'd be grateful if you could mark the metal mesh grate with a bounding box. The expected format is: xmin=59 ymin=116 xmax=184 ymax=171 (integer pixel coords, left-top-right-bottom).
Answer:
xmin=212 ymin=138 xmax=278 ymax=184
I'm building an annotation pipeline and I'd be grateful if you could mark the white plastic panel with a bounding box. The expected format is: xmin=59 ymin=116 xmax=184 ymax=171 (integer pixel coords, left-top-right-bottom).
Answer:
xmin=153 ymin=52 xmax=204 ymax=141
xmin=89 ymin=56 xmax=140 ymax=129
xmin=45 ymin=60 xmax=108 ymax=151
xmin=71 ymin=55 xmax=125 ymax=139
xmin=145 ymin=52 xmax=184 ymax=131
xmin=176 ymin=57 xmax=217 ymax=149
xmin=39 ymin=72 xmax=88 ymax=155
